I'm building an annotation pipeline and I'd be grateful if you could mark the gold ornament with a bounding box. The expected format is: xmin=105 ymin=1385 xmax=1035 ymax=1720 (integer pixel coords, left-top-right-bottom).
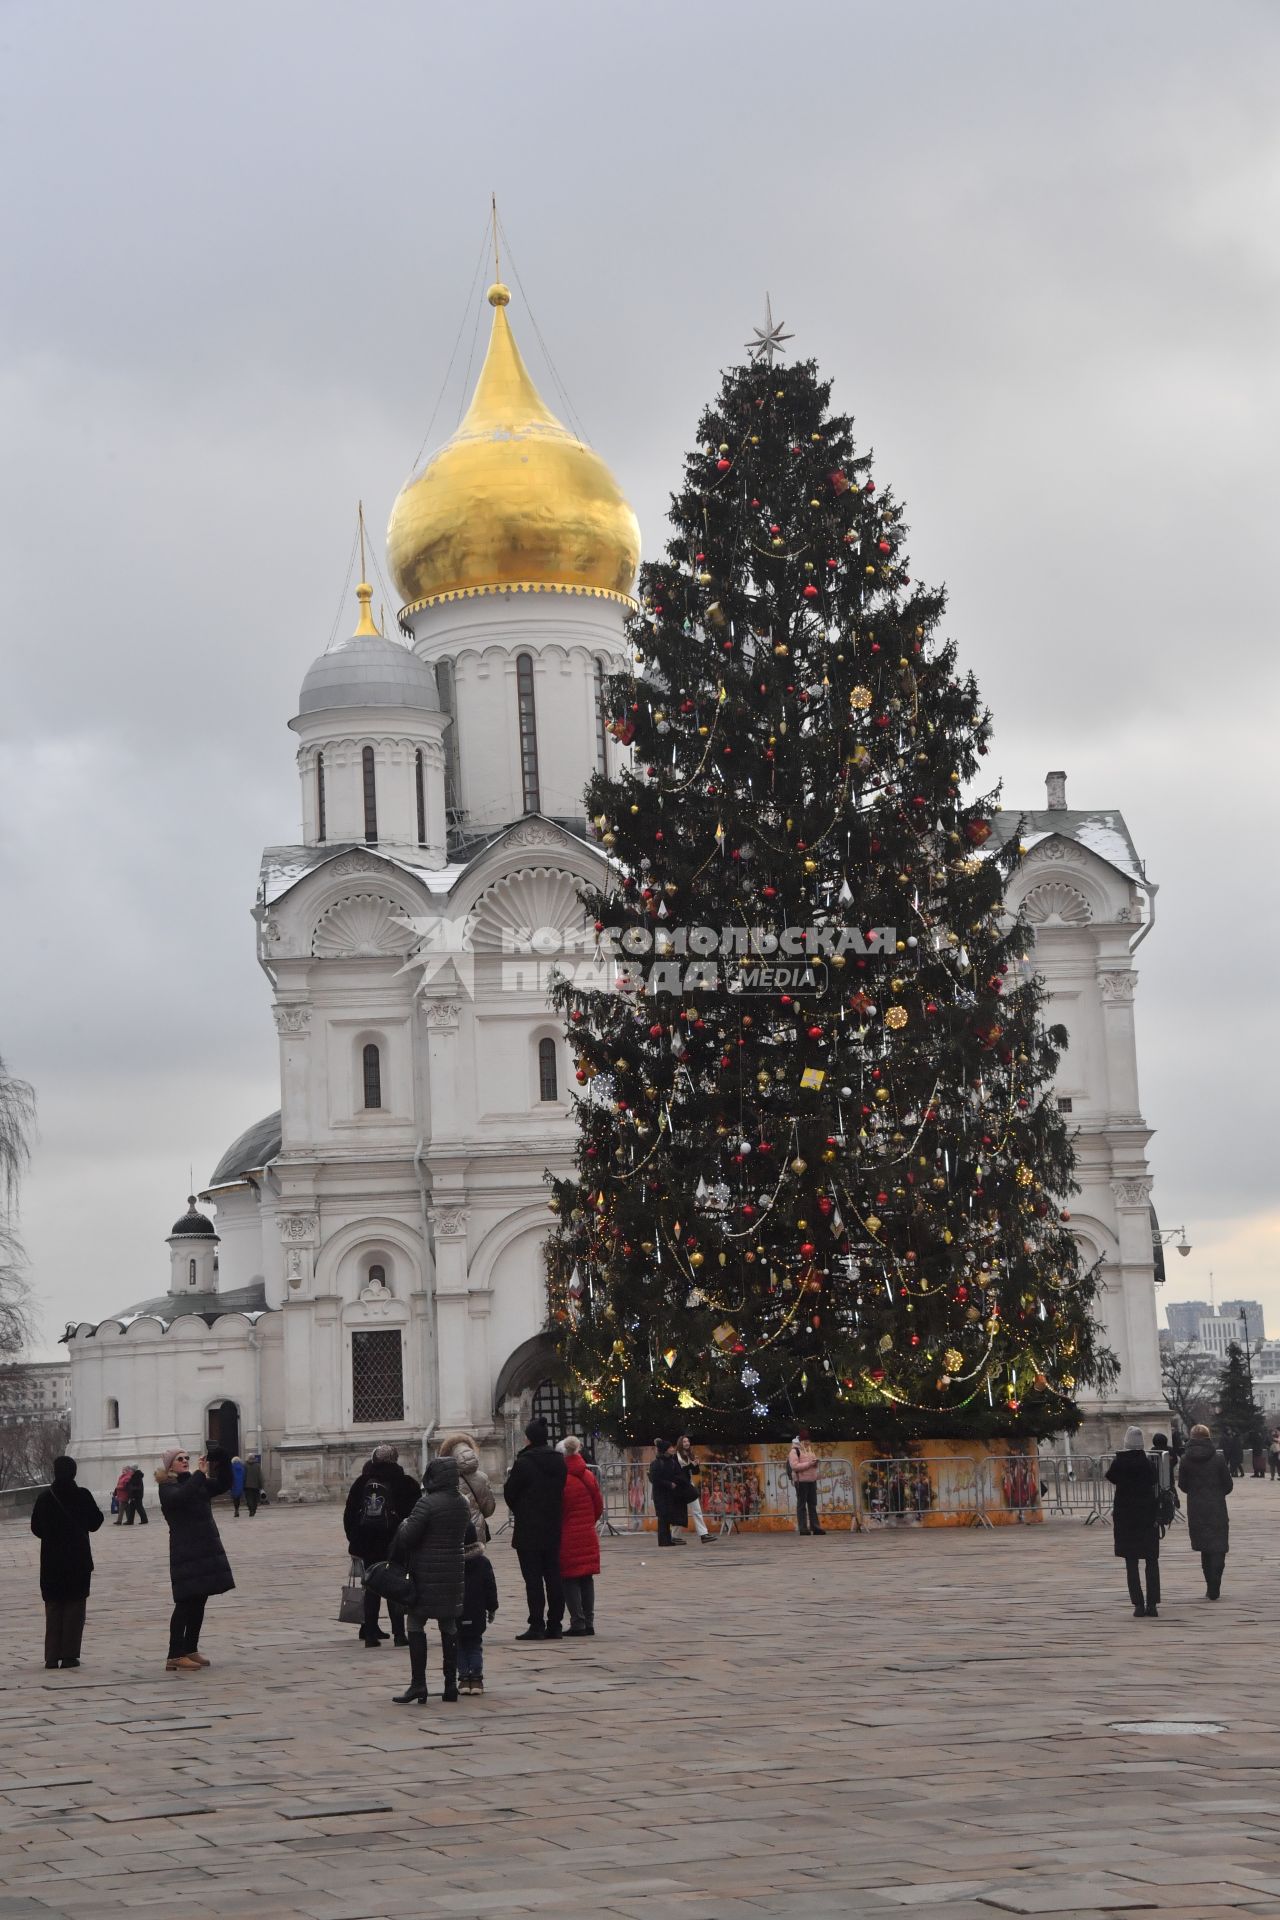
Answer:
xmin=849 ymin=686 xmax=873 ymax=710
xmin=885 ymin=1006 xmax=908 ymax=1031
xmin=944 ymin=1348 xmax=964 ymax=1373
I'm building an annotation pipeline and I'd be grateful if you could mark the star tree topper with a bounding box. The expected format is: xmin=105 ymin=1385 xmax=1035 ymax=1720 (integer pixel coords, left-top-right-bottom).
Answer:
xmin=745 ymin=293 xmax=794 ymax=366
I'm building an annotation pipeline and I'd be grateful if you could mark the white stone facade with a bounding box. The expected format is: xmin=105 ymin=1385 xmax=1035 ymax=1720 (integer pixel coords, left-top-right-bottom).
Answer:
xmin=996 ymin=786 xmax=1165 ymax=1448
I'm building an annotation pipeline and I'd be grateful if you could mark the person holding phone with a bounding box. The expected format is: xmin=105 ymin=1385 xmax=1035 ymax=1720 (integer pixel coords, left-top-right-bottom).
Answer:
xmin=156 ymin=1446 xmax=234 ymax=1672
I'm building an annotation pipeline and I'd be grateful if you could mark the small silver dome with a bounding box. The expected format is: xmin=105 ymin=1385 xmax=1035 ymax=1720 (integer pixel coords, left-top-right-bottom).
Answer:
xmin=297 ymin=633 xmax=439 ymax=717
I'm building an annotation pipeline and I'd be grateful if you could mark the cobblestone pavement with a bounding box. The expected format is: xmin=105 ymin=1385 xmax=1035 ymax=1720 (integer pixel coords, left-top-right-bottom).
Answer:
xmin=2 ymin=1479 xmax=1280 ymax=1919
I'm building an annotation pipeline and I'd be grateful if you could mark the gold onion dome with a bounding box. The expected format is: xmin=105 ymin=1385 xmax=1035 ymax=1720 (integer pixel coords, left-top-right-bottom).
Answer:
xmin=387 ymin=283 xmax=640 ymax=612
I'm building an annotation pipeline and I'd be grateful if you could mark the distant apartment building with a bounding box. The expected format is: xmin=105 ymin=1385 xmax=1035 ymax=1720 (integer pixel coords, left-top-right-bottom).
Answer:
xmin=1221 ymin=1300 xmax=1266 ymax=1347
xmin=1166 ymin=1301 xmax=1214 ymax=1343
xmin=1197 ymin=1315 xmax=1247 ymax=1359
xmin=0 ymin=1361 xmax=72 ymax=1426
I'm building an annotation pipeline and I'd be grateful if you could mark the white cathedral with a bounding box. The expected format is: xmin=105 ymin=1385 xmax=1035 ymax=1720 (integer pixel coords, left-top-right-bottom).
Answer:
xmin=65 ymin=285 xmax=1166 ymax=1494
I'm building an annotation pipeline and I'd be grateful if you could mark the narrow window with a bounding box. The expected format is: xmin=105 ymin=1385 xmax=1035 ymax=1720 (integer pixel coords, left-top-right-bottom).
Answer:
xmin=538 ymin=1037 xmax=559 ymax=1102
xmin=106 ymin=1398 xmax=119 ymax=1431
xmin=594 ymin=658 xmax=609 ymax=774
xmin=368 ymin=1263 xmax=386 ymax=1288
xmin=362 ymin=745 xmax=378 ymax=844
xmin=438 ymin=659 xmax=461 ymax=816
xmin=362 ymin=1042 xmax=382 ymax=1111
xmin=516 ymin=653 xmax=540 ymax=814
xmin=352 ymin=1330 xmax=405 ymax=1423
xmin=189 ymin=1258 xmax=197 ymax=1286
xmin=316 ymin=752 xmax=327 ymax=843
xmin=415 ymin=748 xmax=427 ymax=846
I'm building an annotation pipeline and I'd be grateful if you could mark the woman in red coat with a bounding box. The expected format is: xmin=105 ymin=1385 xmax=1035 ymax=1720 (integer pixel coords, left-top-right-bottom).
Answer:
xmin=559 ymin=1438 xmax=603 ymax=1636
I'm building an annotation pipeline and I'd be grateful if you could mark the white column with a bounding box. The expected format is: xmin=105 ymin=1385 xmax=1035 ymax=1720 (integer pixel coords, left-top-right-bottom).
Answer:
xmin=274 ymin=1004 xmax=312 ymax=1152
xmin=430 ymin=1204 xmax=471 ymax=1430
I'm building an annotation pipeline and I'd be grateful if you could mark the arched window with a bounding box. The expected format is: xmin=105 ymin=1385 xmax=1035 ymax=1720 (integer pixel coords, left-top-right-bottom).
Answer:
xmin=516 ymin=653 xmax=540 ymax=814
xmin=538 ymin=1036 xmax=558 ymax=1102
xmin=368 ymin=1263 xmax=386 ymax=1288
xmin=106 ymin=1398 xmax=119 ymax=1431
xmin=189 ymin=1258 xmax=197 ymax=1286
xmin=415 ymin=748 xmax=427 ymax=846
xmin=362 ymin=1043 xmax=382 ymax=1111
xmin=362 ymin=745 xmax=378 ymax=844
xmin=594 ymin=657 xmax=609 ymax=774
xmin=438 ymin=659 xmax=461 ymax=817
xmin=316 ymin=752 xmax=327 ymax=843
xmin=531 ymin=1379 xmax=586 ymax=1448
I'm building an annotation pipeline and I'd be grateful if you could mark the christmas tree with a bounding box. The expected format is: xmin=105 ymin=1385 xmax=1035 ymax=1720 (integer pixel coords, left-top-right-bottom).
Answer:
xmin=546 ymin=333 xmax=1116 ymax=1444
xmin=1214 ymin=1341 xmax=1264 ymax=1442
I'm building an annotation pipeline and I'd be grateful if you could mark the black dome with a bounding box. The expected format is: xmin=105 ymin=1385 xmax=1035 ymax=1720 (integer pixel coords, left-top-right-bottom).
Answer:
xmin=170 ymin=1196 xmax=216 ymax=1239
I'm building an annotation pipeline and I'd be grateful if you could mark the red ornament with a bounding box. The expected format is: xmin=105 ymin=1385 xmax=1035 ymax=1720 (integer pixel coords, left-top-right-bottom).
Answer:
xmin=716 ymin=458 xmax=731 ymax=472
xmin=966 ymin=820 xmax=992 ymax=847
xmin=799 ymin=1242 xmax=816 ymax=1258
xmin=802 ymin=584 xmax=819 ymax=599
xmin=878 ymin=539 xmax=890 ymax=554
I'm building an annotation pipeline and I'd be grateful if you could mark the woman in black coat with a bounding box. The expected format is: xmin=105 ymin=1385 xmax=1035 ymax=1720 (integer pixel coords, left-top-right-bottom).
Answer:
xmin=1106 ymin=1427 xmax=1160 ymax=1617
xmin=342 ymin=1448 xmax=415 ymax=1648
xmin=648 ymin=1438 xmax=693 ymax=1547
xmin=389 ymin=1455 xmax=469 ymax=1706
xmin=30 ymin=1457 xmax=104 ymax=1669
xmin=1178 ymin=1423 xmax=1233 ymax=1599
xmin=156 ymin=1445 xmax=234 ymax=1671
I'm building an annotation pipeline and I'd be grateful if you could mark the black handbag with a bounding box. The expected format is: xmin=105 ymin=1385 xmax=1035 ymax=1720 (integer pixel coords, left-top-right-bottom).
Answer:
xmin=362 ymin=1559 xmax=416 ymax=1609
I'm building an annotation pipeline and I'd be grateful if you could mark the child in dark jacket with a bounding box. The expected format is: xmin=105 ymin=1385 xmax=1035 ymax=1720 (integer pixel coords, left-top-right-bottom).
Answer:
xmin=457 ymin=1522 xmax=498 ymax=1694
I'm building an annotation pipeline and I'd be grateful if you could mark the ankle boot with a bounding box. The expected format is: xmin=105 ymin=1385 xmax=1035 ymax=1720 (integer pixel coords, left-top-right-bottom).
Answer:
xmin=393 ymin=1631 xmax=428 ymax=1704
xmin=442 ymin=1643 xmax=459 ymax=1703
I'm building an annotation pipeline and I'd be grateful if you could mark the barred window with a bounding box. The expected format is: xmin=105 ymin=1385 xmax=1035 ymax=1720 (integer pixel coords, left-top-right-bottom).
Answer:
xmin=352 ymin=1330 xmax=404 ymax=1424
xmin=415 ymin=749 xmax=427 ymax=846
xmin=362 ymin=746 xmax=378 ymax=844
xmin=316 ymin=752 xmax=327 ymax=843
xmin=538 ymin=1036 xmax=558 ymax=1102
xmin=1057 ymin=1096 xmax=1073 ymax=1114
xmin=516 ymin=653 xmax=540 ymax=814
xmin=531 ymin=1379 xmax=585 ymax=1447
xmin=362 ymin=1043 xmax=382 ymax=1111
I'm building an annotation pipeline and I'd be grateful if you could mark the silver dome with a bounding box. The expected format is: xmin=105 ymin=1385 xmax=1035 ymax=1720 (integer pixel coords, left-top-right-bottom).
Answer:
xmin=297 ymin=634 xmax=439 ymax=716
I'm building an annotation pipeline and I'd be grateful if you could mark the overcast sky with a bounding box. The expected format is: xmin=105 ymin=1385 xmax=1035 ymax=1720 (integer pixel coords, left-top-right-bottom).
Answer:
xmin=2 ymin=0 xmax=1277 ymax=1356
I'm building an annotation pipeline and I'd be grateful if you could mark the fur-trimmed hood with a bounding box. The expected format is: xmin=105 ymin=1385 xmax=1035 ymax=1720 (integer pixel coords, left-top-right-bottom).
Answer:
xmin=436 ymin=1432 xmax=482 ymax=1475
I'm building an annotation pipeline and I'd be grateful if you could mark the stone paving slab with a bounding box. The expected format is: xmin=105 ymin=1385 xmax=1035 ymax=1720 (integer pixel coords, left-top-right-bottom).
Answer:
xmin=4 ymin=1481 xmax=1280 ymax=1915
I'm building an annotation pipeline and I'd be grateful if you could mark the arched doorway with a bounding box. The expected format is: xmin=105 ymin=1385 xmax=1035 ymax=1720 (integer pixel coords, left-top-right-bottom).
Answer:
xmin=207 ymin=1400 xmax=240 ymax=1458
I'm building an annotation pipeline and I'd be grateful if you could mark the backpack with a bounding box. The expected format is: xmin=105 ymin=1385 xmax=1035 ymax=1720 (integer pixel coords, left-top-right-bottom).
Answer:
xmin=358 ymin=1481 xmax=391 ymax=1532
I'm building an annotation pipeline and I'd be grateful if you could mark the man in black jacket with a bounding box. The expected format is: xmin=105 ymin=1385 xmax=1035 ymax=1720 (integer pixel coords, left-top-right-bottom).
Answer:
xmin=503 ymin=1417 xmax=567 ymax=1640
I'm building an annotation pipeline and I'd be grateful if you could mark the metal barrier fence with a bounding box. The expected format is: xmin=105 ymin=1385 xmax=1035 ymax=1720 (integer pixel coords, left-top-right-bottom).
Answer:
xmin=590 ymin=1452 xmax=1125 ymax=1533
xmin=1039 ymin=1452 xmax=1108 ymax=1523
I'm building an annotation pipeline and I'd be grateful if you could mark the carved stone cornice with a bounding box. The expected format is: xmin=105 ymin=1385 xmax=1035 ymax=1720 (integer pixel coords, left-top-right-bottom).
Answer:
xmin=1098 ymin=970 xmax=1138 ymax=1004
xmin=1110 ymin=1178 xmax=1152 ymax=1208
xmin=324 ymin=850 xmax=386 ymax=878
xmin=279 ymin=1213 xmax=318 ymax=1244
xmin=430 ymin=1205 xmax=470 ymax=1240
xmin=420 ymin=999 xmax=462 ymax=1030
xmin=504 ymin=822 xmax=572 ymax=849
xmin=273 ymin=1004 xmax=312 ymax=1035
xmin=1025 ymin=840 xmax=1083 ymax=866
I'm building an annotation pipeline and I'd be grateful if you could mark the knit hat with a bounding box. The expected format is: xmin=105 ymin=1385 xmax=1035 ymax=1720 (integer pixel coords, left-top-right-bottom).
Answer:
xmin=161 ymin=1447 xmax=187 ymax=1472
xmin=1123 ymin=1426 xmax=1145 ymax=1451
